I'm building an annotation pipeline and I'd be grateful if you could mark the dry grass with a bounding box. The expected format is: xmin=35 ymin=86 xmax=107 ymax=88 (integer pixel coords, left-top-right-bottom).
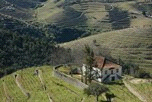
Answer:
xmin=34 ymin=0 xmax=152 ymax=32
xmin=60 ymin=28 xmax=152 ymax=73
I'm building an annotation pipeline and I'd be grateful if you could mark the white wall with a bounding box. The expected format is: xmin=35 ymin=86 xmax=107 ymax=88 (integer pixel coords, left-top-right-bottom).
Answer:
xmin=82 ymin=64 xmax=122 ymax=82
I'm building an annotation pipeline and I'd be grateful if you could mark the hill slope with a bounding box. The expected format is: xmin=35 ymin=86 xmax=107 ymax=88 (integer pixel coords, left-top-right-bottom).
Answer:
xmin=35 ymin=0 xmax=152 ymax=29
xmin=1 ymin=0 xmax=152 ymax=43
xmin=60 ymin=28 xmax=152 ymax=73
xmin=0 ymin=66 xmax=140 ymax=102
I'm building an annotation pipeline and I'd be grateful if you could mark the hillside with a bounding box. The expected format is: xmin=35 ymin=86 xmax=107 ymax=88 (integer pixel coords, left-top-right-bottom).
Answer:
xmin=60 ymin=28 xmax=152 ymax=73
xmin=126 ymin=78 xmax=152 ymax=102
xmin=0 ymin=66 xmax=141 ymax=102
xmin=0 ymin=0 xmax=152 ymax=43
xmin=0 ymin=0 xmax=36 ymax=20
xmin=35 ymin=0 xmax=152 ymax=30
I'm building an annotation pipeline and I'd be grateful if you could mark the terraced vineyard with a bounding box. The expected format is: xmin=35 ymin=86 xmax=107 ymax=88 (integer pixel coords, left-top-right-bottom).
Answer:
xmin=0 ymin=66 xmax=103 ymax=102
xmin=60 ymin=28 xmax=152 ymax=73
xmin=105 ymin=82 xmax=140 ymax=102
xmin=126 ymin=79 xmax=152 ymax=102
xmin=0 ymin=66 xmax=141 ymax=102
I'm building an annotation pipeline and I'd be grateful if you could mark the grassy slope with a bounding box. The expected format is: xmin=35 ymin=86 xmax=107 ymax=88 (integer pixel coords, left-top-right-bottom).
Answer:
xmin=35 ymin=1 xmax=152 ymax=28
xmin=1 ymin=0 xmax=152 ymax=32
xmin=60 ymin=28 xmax=152 ymax=73
xmin=0 ymin=0 xmax=152 ymax=28
xmin=130 ymin=83 xmax=152 ymax=102
xmin=0 ymin=66 xmax=140 ymax=102
xmin=0 ymin=66 xmax=103 ymax=102
xmin=126 ymin=79 xmax=152 ymax=102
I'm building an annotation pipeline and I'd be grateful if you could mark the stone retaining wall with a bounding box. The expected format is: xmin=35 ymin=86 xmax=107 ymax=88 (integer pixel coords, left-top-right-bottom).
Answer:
xmin=53 ymin=65 xmax=88 ymax=89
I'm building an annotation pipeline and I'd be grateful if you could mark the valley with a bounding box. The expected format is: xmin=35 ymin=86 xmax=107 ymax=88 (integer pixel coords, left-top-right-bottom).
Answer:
xmin=0 ymin=0 xmax=152 ymax=102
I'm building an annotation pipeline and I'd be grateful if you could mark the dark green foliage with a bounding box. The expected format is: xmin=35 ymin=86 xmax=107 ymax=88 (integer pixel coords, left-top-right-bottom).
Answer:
xmin=0 ymin=16 xmax=45 ymax=37
xmin=84 ymin=45 xmax=94 ymax=66
xmin=109 ymin=7 xmax=130 ymax=29
xmin=69 ymin=67 xmax=80 ymax=74
xmin=84 ymin=83 xmax=109 ymax=102
xmin=142 ymin=11 xmax=146 ymax=16
xmin=134 ymin=69 xmax=151 ymax=79
xmin=39 ymin=0 xmax=47 ymax=2
xmin=0 ymin=29 xmax=73 ymax=77
xmin=105 ymin=92 xmax=116 ymax=102
xmin=118 ymin=58 xmax=151 ymax=79
xmin=5 ymin=0 xmax=43 ymax=8
xmin=84 ymin=45 xmax=94 ymax=84
xmin=122 ymin=62 xmax=139 ymax=76
xmin=45 ymin=25 xmax=86 ymax=43
xmin=0 ymin=14 xmax=88 ymax=43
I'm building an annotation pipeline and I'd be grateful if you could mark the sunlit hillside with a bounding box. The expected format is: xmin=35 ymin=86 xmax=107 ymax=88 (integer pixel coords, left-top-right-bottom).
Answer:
xmin=0 ymin=66 xmax=141 ymax=102
xmin=60 ymin=28 xmax=152 ymax=73
xmin=35 ymin=0 xmax=152 ymax=30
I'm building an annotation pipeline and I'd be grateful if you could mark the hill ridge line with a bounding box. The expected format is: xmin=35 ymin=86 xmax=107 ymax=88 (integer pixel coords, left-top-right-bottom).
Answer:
xmin=60 ymin=27 xmax=135 ymax=47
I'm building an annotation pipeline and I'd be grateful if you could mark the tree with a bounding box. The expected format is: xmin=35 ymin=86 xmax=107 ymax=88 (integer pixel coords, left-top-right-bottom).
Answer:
xmin=84 ymin=45 xmax=94 ymax=84
xmin=122 ymin=62 xmax=139 ymax=76
xmin=84 ymin=83 xmax=109 ymax=102
xmin=105 ymin=92 xmax=115 ymax=102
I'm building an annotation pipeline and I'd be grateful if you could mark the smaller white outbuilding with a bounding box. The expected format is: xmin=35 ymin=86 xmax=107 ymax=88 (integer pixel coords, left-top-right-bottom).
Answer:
xmin=82 ymin=56 xmax=122 ymax=82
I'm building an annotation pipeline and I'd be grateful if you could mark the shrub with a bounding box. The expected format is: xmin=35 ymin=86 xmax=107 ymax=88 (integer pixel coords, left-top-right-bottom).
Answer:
xmin=135 ymin=69 xmax=151 ymax=79
xmin=84 ymin=83 xmax=109 ymax=102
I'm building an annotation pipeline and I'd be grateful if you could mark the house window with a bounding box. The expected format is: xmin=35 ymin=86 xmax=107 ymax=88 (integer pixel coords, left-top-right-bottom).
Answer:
xmin=116 ymin=69 xmax=119 ymax=73
xmin=111 ymin=70 xmax=113 ymax=74
xmin=105 ymin=70 xmax=107 ymax=74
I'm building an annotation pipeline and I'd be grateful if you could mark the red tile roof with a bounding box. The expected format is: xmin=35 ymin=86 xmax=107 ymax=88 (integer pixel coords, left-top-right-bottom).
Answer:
xmin=93 ymin=56 xmax=120 ymax=69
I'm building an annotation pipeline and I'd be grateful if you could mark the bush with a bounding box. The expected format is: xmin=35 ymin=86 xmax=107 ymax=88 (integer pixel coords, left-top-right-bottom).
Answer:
xmin=39 ymin=0 xmax=47 ymax=2
xmin=122 ymin=62 xmax=139 ymax=75
xmin=135 ymin=69 xmax=151 ymax=79
xmin=69 ymin=68 xmax=81 ymax=74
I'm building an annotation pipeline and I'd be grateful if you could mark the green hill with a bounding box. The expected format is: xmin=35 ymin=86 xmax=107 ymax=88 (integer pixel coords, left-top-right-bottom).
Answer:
xmin=1 ymin=0 xmax=152 ymax=43
xmin=0 ymin=66 xmax=141 ymax=102
xmin=60 ymin=28 xmax=152 ymax=73
xmin=35 ymin=0 xmax=152 ymax=29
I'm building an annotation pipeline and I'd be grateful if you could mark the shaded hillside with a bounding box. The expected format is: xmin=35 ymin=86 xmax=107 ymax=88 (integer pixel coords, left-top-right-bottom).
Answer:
xmin=1 ymin=0 xmax=152 ymax=43
xmin=0 ymin=29 xmax=73 ymax=77
xmin=5 ymin=0 xmax=43 ymax=8
xmin=45 ymin=24 xmax=88 ymax=43
xmin=109 ymin=7 xmax=130 ymax=29
xmin=0 ymin=13 xmax=88 ymax=43
xmin=51 ymin=6 xmax=87 ymax=27
xmin=60 ymin=28 xmax=152 ymax=73
xmin=0 ymin=0 xmax=37 ymax=20
xmin=35 ymin=1 xmax=152 ymax=32
xmin=0 ymin=14 xmax=44 ymax=37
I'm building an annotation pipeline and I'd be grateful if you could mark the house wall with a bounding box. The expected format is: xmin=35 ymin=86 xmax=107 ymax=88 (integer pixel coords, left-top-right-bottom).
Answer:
xmin=82 ymin=64 xmax=122 ymax=82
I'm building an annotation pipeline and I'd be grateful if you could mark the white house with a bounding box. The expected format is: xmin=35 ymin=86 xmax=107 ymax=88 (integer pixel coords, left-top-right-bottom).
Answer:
xmin=82 ymin=56 xmax=122 ymax=82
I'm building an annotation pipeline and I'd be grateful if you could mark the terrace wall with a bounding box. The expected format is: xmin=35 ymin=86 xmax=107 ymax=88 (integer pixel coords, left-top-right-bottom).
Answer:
xmin=53 ymin=65 xmax=88 ymax=89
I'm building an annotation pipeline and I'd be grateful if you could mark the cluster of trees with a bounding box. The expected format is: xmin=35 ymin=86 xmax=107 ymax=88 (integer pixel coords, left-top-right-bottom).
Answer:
xmin=120 ymin=59 xmax=152 ymax=78
xmin=84 ymin=83 xmax=115 ymax=102
xmin=0 ymin=17 xmax=45 ymax=37
xmin=0 ymin=29 xmax=73 ymax=77
xmin=0 ymin=14 xmax=88 ymax=77
xmin=0 ymin=17 xmax=88 ymax=43
xmin=45 ymin=24 xmax=87 ymax=43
